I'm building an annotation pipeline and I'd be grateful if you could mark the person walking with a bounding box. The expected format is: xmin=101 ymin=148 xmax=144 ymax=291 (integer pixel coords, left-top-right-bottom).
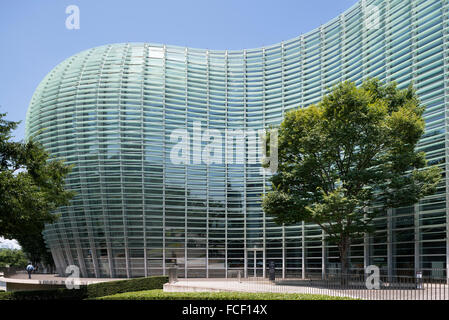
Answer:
xmin=26 ymin=263 xmax=34 ymax=279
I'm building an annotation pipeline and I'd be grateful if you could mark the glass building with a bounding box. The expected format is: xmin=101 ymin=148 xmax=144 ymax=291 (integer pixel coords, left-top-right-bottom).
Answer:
xmin=26 ymin=0 xmax=449 ymax=278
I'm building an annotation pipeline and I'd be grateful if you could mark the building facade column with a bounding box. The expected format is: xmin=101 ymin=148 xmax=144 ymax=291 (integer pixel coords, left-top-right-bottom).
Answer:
xmin=387 ymin=208 xmax=393 ymax=280
xmin=441 ymin=0 xmax=449 ymax=284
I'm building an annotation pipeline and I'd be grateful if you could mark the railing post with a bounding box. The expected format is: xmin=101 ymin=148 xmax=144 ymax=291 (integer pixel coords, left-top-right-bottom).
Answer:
xmin=269 ymin=260 xmax=275 ymax=282
xmin=416 ymin=271 xmax=423 ymax=290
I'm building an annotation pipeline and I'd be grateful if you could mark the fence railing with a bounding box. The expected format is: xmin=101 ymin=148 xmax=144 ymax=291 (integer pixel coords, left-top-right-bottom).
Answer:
xmin=166 ymin=268 xmax=449 ymax=300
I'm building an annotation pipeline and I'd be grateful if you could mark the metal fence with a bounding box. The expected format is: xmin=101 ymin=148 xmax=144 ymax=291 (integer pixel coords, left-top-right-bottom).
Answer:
xmin=166 ymin=268 xmax=449 ymax=300
xmin=274 ymin=274 xmax=448 ymax=300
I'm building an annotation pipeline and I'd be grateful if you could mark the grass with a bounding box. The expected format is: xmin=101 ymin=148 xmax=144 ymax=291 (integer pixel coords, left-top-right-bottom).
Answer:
xmin=94 ymin=289 xmax=357 ymax=300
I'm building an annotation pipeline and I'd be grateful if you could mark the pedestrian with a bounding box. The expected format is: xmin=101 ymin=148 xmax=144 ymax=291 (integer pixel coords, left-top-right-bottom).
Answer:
xmin=26 ymin=263 xmax=34 ymax=279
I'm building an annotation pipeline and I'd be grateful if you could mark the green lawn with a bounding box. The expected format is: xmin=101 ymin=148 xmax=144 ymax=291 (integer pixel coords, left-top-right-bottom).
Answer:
xmin=94 ymin=289 xmax=356 ymax=300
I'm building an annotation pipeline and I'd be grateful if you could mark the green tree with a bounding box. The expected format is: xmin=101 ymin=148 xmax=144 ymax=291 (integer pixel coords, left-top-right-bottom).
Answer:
xmin=0 ymin=249 xmax=28 ymax=268
xmin=262 ymin=79 xmax=442 ymax=276
xmin=0 ymin=112 xmax=75 ymax=265
xmin=13 ymin=222 xmax=54 ymax=267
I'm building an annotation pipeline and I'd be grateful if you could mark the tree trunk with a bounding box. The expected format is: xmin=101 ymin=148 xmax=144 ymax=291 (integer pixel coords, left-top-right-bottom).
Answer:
xmin=338 ymin=237 xmax=351 ymax=287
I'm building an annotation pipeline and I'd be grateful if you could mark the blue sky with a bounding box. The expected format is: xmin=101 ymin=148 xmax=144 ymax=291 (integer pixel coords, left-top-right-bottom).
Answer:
xmin=0 ymin=0 xmax=358 ymax=141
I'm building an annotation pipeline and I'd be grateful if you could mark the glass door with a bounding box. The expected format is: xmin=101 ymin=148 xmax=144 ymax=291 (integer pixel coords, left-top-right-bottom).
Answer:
xmin=247 ymin=249 xmax=264 ymax=277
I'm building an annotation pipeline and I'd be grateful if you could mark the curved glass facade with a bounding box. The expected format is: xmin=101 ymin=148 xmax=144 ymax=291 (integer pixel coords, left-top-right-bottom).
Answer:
xmin=26 ymin=0 xmax=449 ymax=278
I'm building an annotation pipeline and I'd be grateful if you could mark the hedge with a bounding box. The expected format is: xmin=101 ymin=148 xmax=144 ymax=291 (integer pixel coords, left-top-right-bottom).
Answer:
xmin=0 ymin=291 xmax=12 ymax=300
xmin=0 ymin=276 xmax=168 ymax=300
xmin=0 ymin=287 xmax=88 ymax=300
xmin=87 ymin=276 xmax=168 ymax=299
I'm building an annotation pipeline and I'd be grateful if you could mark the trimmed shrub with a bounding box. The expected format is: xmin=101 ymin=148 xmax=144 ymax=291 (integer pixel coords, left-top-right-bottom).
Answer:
xmin=0 ymin=291 xmax=12 ymax=300
xmin=86 ymin=276 xmax=168 ymax=299
xmin=0 ymin=287 xmax=88 ymax=300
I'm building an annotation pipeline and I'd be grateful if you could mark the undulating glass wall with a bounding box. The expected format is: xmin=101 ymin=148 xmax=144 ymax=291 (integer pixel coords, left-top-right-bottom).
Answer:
xmin=26 ymin=0 xmax=449 ymax=278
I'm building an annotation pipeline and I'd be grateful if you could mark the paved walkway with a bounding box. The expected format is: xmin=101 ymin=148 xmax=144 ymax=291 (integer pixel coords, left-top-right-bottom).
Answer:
xmin=164 ymin=279 xmax=449 ymax=300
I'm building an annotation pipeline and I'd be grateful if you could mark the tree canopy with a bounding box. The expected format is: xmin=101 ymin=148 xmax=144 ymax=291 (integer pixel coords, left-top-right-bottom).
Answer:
xmin=0 ymin=112 xmax=75 ymax=264
xmin=262 ymin=79 xmax=442 ymax=273
xmin=0 ymin=248 xmax=28 ymax=268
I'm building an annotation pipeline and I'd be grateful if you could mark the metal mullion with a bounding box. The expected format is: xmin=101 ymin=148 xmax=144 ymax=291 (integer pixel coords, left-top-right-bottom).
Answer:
xmin=185 ymin=47 xmax=189 ymax=278
xmin=319 ymin=25 xmax=327 ymax=279
xmin=206 ymin=50 xmax=210 ymax=279
xmin=48 ymin=227 xmax=64 ymax=275
xmin=96 ymin=45 xmax=115 ymax=278
xmin=224 ymin=51 xmax=229 ymax=279
xmin=441 ymin=0 xmax=449 ymax=284
xmin=261 ymin=47 xmax=267 ymax=279
xmin=302 ymin=221 xmax=306 ymax=279
xmin=299 ymin=35 xmax=306 ymax=279
xmin=118 ymin=44 xmax=132 ymax=278
xmin=224 ymin=81 xmax=228 ymax=279
xmin=162 ymin=44 xmax=167 ymax=276
xmin=53 ymin=240 xmax=67 ymax=276
xmin=340 ymin=13 xmax=347 ymax=82
xmin=242 ymin=49 xmax=248 ymax=278
xmin=60 ymin=220 xmax=75 ymax=270
xmin=281 ymin=41 xmax=286 ymax=279
xmin=387 ymin=208 xmax=393 ymax=280
xmin=410 ymin=0 xmax=421 ymax=279
xmin=362 ymin=0 xmax=385 ymax=275
xmin=282 ymin=227 xmax=286 ymax=279
xmin=142 ymin=44 xmax=148 ymax=277
xmin=67 ymin=207 xmax=88 ymax=278
xmin=414 ymin=202 xmax=420 ymax=275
